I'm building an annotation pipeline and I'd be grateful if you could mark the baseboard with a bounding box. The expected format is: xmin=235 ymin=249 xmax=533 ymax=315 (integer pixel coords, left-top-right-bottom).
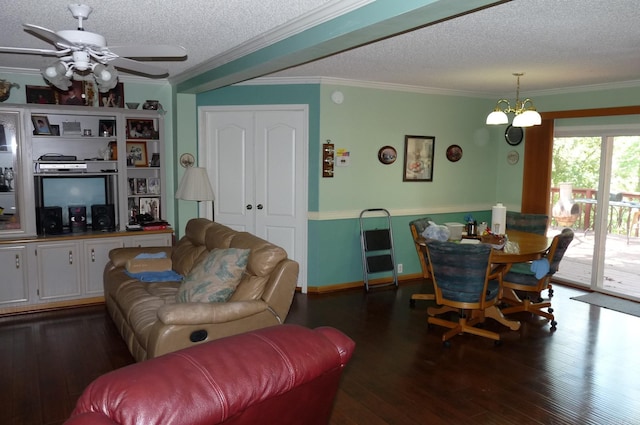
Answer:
xmin=0 ymin=297 xmax=105 ymax=317
xmin=305 ymin=273 xmax=423 ymax=294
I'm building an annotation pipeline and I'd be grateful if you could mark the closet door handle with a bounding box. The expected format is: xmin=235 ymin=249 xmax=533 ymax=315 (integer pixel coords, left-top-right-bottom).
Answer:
xmin=246 ymin=204 xmax=253 ymax=210
xmin=256 ymin=204 xmax=263 ymax=210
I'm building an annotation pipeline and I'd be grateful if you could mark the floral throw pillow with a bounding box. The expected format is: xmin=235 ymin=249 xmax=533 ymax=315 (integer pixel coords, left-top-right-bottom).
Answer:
xmin=176 ymin=248 xmax=250 ymax=303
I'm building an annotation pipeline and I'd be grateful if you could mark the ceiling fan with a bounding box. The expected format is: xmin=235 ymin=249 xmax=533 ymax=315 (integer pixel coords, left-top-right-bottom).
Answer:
xmin=0 ymin=3 xmax=187 ymax=92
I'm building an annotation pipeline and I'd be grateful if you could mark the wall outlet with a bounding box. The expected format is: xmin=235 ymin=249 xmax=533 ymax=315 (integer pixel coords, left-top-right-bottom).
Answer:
xmin=397 ymin=263 xmax=403 ymax=273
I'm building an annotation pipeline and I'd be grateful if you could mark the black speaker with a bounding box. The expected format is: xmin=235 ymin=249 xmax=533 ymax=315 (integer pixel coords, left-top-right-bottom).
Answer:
xmin=69 ymin=205 xmax=87 ymax=233
xmin=37 ymin=206 xmax=63 ymax=235
xmin=91 ymin=204 xmax=115 ymax=231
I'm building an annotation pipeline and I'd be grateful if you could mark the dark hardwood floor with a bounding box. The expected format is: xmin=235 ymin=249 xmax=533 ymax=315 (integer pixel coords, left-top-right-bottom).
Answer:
xmin=2 ymin=280 xmax=640 ymax=424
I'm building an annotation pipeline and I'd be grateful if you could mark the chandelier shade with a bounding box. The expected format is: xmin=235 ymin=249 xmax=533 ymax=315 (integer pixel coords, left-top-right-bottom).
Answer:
xmin=486 ymin=73 xmax=541 ymax=128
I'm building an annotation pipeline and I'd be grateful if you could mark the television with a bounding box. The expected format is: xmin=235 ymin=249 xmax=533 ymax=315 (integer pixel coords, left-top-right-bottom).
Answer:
xmin=35 ymin=175 xmax=116 ymax=230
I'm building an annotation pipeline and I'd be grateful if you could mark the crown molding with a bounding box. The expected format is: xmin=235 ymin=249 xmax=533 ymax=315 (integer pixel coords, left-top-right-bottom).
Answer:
xmin=170 ymin=0 xmax=374 ymax=85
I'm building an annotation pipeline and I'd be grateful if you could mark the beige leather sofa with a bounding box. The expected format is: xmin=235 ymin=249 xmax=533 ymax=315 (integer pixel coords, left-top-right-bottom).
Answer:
xmin=104 ymin=218 xmax=299 ymax=362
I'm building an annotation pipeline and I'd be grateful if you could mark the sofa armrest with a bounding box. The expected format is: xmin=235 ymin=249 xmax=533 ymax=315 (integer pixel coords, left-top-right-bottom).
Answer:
xmin=157 ymin=300 xmax=269 ymax=325
xmin=109 ymin=247 xmax=173 ymax=268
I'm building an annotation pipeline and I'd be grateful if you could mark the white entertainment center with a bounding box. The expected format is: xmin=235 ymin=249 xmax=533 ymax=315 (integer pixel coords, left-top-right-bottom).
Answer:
xmin=0 ymin=104 xmax=172 ymax=315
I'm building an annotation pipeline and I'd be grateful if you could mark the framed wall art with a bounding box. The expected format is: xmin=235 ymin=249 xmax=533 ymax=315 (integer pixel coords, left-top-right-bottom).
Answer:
xmin=99 ymin=82 xmax=124 ymax=107
xmin=26 ymin=85 xmax=57 ymax=104
xmin=139 ymin=196 xmax=160 ymax=221
xmin=127 ymin=119 xmax=159 ymax=139
xmin=403 ymin=135 xmax=435 ymax=182
xmin=126 ymin=141 xmax=147 ymax=167
xmin=31 ymin=115 xmax=52 ymax=135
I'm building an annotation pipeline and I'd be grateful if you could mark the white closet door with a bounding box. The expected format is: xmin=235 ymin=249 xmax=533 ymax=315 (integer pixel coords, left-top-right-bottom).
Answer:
xmin=199 ymin=106 xmax=308 ymax=291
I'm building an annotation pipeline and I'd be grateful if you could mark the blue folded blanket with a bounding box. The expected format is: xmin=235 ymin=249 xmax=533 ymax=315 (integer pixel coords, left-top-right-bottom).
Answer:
xmin=530 ymin=258 xmax=550 ymax=279
xmin=135 ymin=252 xmax=167 ymax=259
xmin=125 ymin=269 xmax=183 ymax=282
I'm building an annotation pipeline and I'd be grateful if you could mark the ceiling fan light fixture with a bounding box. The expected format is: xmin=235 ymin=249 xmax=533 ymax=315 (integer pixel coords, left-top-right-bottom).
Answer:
xmin=486 ymin=73 xmax=541 ymax=128
xmin=41 ymin=61 xmax=72 ymax=90
xmin=93 ymin=63 xmax=118 ymax=92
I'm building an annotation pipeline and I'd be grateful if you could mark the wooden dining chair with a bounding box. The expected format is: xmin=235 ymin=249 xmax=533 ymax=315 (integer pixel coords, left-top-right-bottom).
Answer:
xmin=500 ymin=228 xmax=574 ymax=330
xmin=505 ymin=211 xmax=554 ymax=298
xmin=423 ymin=239 xmax=504 ymax=346
xmin=506 ymin=211 xmax=549 ymax=235
xmin=408 ymin=218 xmax=435 ymax=307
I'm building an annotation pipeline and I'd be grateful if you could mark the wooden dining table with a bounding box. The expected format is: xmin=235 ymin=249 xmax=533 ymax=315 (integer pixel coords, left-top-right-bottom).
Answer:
xmin=416 ymin=230 xmax=553 ymax=331
xmin=491 ymin=229 xmax=552 ymax=264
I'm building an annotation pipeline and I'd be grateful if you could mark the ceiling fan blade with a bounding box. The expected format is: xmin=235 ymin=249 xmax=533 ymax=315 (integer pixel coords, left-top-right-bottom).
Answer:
xmin=0 ymin=46 xmax=64 ymax=56
xmin=109 ymin=45 xmax=187 ymax=59
xmin=110 ymin=57 xmax=169 ymax=76
xmin=24 ymin=24 xmax=76 ymax=48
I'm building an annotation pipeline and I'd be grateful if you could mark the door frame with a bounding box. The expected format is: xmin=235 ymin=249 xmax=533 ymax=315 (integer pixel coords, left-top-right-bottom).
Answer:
xmin=197 ymin=104 xmax=309 ymax=292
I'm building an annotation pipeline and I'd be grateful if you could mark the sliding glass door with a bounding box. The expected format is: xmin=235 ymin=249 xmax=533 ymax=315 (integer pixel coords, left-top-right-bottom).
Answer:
xmin=552 ymin=128 xmax=640 ymax=301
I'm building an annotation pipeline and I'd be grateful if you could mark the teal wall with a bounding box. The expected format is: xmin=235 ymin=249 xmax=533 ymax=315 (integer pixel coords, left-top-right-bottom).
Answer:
xmin=8 ymin=69 xmax=640 ymax=288
xmin=193 ymin=82 xmax=507 ymax=287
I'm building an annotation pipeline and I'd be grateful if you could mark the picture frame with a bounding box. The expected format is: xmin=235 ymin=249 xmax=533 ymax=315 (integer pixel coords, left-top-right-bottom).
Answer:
xmin=50 ymin=124 xmax=60 ymax=136
xmin=403 ymin=135 xmax=435 ymax=182
xmin=0 ymin=124 xmax=6 ymax=151
xmin=126 ymin=119 xmax=159 ymax=139
xmin=58 ymin=81 xmax=85 ymax=106
xmin=126 ymin=141 xmax=147 ymax=167
xmin=147 ymin=177 xmax=160 ymax=194
xmin=139 ymin=197 xmax=160 ymax=221
xmin=128 ymin=178 xmax=135 ymax=195
xmin=98 ymin=119 xmax=116 ymax=137
xmin=150 ymin=152 xmax=160 ymax=167
xmin=26 ymin=85 xmax=57 ymax=104
xmin=99 ymin=82 xmax=124 ymax=108
xmin=135 ymin=178 xmax=147 ymax=194
xmin=31 ymin=115 xmax=52 ymax=135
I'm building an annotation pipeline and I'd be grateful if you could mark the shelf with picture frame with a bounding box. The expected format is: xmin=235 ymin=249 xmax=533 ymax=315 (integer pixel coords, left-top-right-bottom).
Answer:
xmin=123 ymin=113 xmax=164 ymax=226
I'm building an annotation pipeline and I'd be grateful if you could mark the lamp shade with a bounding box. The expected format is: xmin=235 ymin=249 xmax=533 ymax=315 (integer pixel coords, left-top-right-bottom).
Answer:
xmin=512 ymin=110 xmax=542 ymax=127
xmin=175 ymin=167 xmax=215 ymax=201
xmin=486 ymin=110 xmax=509 ymax=125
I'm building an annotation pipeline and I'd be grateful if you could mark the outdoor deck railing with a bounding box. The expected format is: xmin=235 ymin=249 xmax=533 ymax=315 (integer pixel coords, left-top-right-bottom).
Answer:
xmin=549 ymin=187 xmax=640 ymax=237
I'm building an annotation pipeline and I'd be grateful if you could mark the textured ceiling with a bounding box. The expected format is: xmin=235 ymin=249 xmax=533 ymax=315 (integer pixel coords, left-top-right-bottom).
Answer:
xmin=0 ymin=0 xmax=639 ymax=96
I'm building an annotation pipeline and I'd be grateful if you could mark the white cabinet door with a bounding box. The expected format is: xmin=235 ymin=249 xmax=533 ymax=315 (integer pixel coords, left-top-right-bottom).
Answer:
xmin=36 ymin=241 xmax=82 ymax=300
xmin=84 ymin=238 xmax=124 ymax=295
xmin=0 ymin=245 xmax=28 ymax=305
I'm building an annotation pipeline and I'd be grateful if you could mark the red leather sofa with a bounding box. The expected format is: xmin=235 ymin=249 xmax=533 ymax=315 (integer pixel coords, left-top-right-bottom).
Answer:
xmin=65 ymin=324 xmax=355 ymax=425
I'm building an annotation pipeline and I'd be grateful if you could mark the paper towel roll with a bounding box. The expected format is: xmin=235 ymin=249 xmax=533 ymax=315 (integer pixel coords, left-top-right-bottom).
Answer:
xmin=491 ymin=203 xmax=507 ymax=235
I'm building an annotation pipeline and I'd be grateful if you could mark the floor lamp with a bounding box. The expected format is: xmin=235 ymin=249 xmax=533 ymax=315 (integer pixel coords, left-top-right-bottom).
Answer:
xmin=175 ymin=153 xmax=215 ymax=219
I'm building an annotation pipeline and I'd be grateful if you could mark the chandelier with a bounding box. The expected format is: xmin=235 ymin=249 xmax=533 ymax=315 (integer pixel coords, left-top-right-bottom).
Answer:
xmin=486 ymin=73 xmax=541 ymax=127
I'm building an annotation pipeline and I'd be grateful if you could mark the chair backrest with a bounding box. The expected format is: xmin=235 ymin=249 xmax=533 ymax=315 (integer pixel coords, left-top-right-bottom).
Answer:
xmin=506 ymin=211 xmax=549 ymax=235
xmin=425 ymin=240 xmax=496 ymax=307
xmin=409 ymin=217 xmax=432 ymax=279
xmin=546 ymin=228 xmax=574 ymax=274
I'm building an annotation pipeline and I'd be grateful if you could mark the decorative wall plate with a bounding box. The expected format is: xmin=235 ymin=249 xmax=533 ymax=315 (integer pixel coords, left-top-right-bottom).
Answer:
xmin=507 ymin=150 xmax=519 ymax=165
xmin=378 ymin=145 xmax=397 ymax=164
xmin=505 ymin=124 xmax=524 ymax=146
xmin=179 ymin=153 xmax=195 ymax=168
xmin=446 ymin=144 xmax=463 ymax=162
